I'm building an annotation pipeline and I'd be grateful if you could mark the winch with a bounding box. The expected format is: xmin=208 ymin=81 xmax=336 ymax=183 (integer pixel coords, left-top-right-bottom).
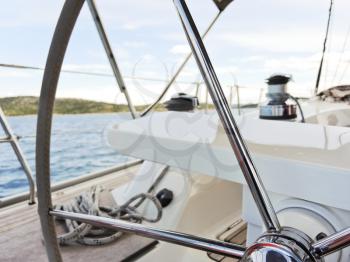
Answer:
xmin=259 ymin=74 xmax=298 ymax=120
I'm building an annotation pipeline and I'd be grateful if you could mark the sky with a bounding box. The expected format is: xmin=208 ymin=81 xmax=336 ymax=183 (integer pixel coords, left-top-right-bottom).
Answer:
xmin=1 ymin=0 xmax=350 ymax=105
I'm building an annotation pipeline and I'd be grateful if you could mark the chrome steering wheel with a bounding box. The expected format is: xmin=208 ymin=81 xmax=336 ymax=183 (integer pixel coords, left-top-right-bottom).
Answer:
xmin=36 ymin=0 xmax=350 ymax=261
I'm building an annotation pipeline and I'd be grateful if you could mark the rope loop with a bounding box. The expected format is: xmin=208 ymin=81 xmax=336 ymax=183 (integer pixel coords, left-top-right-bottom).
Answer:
xmin=54 ymin=186 xmax=163 ymax=246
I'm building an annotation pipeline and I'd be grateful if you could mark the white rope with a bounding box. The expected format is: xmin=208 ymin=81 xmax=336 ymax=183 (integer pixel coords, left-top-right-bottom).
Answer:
xmin=54 ymin=186 xmax=163 ymax=246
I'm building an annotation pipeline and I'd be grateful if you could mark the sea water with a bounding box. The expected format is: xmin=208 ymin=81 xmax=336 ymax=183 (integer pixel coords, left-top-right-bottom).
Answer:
xmin=0 ymin=113 xmax=132 ymax=198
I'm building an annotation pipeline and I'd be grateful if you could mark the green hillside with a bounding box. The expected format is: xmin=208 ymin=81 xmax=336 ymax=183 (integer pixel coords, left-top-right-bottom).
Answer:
xmin=0 ymin=96 xmax=158 ymax=116
xmin=0 ymin=96 xmax=255 ymax=116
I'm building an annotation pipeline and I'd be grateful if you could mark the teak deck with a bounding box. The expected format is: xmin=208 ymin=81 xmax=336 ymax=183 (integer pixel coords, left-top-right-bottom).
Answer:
xmin=0 ymin=165 xmax=158 ymax=262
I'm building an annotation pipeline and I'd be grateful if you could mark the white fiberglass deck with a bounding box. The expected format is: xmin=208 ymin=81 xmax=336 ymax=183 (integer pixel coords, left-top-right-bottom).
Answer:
xmin=107 ymin=106 xmax=350 ymax=212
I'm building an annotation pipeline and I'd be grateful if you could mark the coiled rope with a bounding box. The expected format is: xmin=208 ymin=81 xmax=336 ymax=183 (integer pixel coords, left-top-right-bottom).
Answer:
xmin=54 ymin=186 xmax=163 ymax=246
xmin=53 ymin=166 xmax=169 ymax=246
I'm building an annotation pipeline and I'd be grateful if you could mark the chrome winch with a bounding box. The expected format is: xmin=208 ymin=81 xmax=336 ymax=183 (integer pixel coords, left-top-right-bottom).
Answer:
xmin=259 ymin=75 xmax=298 ymax=120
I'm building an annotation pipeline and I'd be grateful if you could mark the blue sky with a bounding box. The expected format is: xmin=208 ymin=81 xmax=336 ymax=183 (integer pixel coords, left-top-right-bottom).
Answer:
xmin=1 ymin=0 xmax=350 ymax=105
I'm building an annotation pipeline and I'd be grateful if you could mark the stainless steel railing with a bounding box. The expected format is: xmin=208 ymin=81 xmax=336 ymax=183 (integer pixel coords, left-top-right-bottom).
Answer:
xmin=0 ymin=106 xmax=35 ymax=205
xmin=86 ymin=0 xmax=138 ymax=119
xmin=0 ymin=159 xmax=142 ymax=208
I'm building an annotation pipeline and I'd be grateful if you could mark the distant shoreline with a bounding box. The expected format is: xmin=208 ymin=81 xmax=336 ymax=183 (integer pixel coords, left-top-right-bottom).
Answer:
xmin=0 ymin=96 xmax=164 ymax=116
xmin=0 ymin=96 xmax=257 ymax=116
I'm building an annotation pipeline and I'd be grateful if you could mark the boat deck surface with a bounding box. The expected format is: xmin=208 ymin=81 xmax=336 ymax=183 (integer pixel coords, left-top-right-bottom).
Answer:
xmin=0 ymin=164 xmax=159 ymax=262
xmin=0 ymin=163 xmax=245 ymax=262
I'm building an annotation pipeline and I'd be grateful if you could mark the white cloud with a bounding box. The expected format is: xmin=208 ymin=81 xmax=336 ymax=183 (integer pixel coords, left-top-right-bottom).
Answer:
xmin=0 ymin=1 xmax=63 ymax=28
xmin=218 ymin=31 xmax=349 ymax=53
xmin=0 ymin=70 xmax=33 ymax=78
xmin=161 ymin=32 xmax=185 ymax=42
xmin=263 ymin=53 xmax=321 ymax=72
xmin=238 ymin=56 xmax=266 ymax=63
xmin=62 ymin=64 xmax=111 ymax=73
xmin=123 ymin=41 xmax=147 ymax=48
xmin=120 ymin=18 xmax=166 ymax=31
xmin=260 ymin=51 xmax=350 ymax=87
xmin=215 ymin=65 xmax=239 ymax=75
xmin=170 ymin=44 xmax=190 ymax=55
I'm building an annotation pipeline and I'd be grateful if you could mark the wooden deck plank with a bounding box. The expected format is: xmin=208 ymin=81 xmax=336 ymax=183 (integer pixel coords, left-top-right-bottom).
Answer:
xmin=0 ymin=165 xmax=162 ymax=262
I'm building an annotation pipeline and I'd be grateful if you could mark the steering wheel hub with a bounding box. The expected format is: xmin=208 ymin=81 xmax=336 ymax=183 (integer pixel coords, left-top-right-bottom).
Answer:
xmin=242 ymin=227 xmax=320 ymax=262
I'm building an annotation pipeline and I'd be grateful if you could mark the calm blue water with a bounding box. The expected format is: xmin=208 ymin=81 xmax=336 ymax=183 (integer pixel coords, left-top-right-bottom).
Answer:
xmin=0 ymin=113 xmax=133 ymax=198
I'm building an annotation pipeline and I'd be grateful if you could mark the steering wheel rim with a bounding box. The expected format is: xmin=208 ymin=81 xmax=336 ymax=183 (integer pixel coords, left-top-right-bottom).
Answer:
xmin=36 ymin=0 xmax=280 ymax=261
xmin=36 ymin=1 xmax=85 ymax=261
xmin=36 ymin=1 xmax=350 ymax=261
